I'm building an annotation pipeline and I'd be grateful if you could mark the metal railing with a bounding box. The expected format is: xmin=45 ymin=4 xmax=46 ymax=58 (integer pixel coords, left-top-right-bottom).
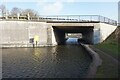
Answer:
xmin=0 ymin=15 xmax=117 ymax=26
xmin=42 ymin=15 xmax=117 ymax=26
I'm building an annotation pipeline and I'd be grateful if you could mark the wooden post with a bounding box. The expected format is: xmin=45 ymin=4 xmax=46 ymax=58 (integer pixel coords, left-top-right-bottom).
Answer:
xmin=27 ymin=13 xmax=30 ymax=20
xmin=17 ymin=13 xmax=20 ymax=20
xmin=37 ymin=16 xmax=39 ymax=21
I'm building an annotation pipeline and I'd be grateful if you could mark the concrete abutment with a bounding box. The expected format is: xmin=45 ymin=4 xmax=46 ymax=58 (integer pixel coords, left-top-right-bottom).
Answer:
xmin=0 ymin=21 xmax=117 ymax=47
xmin=52 ymin=26 xmax=66 ymax=45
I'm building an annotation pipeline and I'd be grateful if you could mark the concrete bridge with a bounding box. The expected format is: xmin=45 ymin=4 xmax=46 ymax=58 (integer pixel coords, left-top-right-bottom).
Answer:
xmin=0 ymin=15 xmax=118 ymax=47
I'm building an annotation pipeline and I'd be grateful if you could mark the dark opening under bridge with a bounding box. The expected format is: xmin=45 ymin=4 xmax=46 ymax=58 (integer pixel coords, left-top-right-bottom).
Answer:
xmin=0 ymin=15 xmax=118 ymax=47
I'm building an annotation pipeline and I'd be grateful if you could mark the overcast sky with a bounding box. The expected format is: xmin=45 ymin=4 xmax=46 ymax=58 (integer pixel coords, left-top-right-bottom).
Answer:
xmin=0 ymin=0 xmax=119 ymax=21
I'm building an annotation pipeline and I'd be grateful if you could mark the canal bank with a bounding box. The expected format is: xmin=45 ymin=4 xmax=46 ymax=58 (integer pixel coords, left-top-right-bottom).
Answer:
xmin=80 ymin=43 xmax=102 ymax=78
xmin=90 ymin=46 xmax=119 ymax=78
xmin=89 ymin=27 xmax=119 ymax=78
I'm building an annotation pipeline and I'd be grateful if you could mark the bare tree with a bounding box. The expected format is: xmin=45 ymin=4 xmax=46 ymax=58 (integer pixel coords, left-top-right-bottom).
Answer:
xmin=22 ymin=9 xmax=39 ymax=17
xmin=10 ymin=7 xmax=22 ymax=16
xmin=0 ymin=5 xmax=39 ymax=19
xmin=0 ymin=4 xmax=6 ymax=17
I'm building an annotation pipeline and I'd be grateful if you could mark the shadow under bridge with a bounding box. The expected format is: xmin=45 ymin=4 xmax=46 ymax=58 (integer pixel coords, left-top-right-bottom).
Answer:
xmin=52 ymin=26 xmax=94 ymax=45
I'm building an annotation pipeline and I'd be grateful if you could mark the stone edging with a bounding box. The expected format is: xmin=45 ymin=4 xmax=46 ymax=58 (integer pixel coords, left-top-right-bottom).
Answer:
xmin=80 ymin=43 xmax=102 ymax=78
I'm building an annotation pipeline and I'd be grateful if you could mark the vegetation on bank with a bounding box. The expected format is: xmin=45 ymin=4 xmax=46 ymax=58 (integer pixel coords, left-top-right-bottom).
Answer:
xmin=91 ymin=27 xmax=120 ymax=78
xmin=93 ymin=46 xmax=119 ymax=78
xmin=94 ymin=27 xmax=120 ymax=61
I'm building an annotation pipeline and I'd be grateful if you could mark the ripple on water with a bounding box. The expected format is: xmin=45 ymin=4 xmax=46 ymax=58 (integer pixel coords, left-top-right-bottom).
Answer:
xmin=2 ymin=44 xmax=92 ymax=78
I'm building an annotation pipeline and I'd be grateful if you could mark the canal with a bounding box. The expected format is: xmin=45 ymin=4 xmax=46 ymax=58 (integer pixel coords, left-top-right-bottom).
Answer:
xmin=2 ymin=38 xmax=92 ymax=78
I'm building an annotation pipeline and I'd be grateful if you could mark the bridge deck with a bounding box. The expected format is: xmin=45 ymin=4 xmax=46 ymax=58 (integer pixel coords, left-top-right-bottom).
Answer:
xmin=46 ymin=21 xmax=100 ymax=23
xmin=0 ymin=15 xmax=117 ymax=26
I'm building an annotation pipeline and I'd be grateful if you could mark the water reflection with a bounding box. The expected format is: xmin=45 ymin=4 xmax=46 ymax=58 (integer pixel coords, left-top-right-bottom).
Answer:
xmin=32 ymin=48 xmax=43 ymax=62
xmin=2 ymin=38 xmax=92 ymax=78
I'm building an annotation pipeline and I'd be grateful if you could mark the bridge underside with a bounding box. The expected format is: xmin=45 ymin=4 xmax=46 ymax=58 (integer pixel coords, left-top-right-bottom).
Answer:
xmin=52 ymin=26 xmax=94 ymax=44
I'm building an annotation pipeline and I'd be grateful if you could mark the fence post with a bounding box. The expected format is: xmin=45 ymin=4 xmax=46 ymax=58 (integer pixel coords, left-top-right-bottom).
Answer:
xmin=5 ymin=14 xmax=8 ymax=20
xmin=108 ymin=19 xmax=110 ymax=24
xmin=17 ymin=13 xmax=20 ymax=20
xmin=27 ymin=13 xmax=30 ymax=20
xmin=37 ymin=16 xmax=39 ymax=21
xmin=5 ymin=16 xmax=8 ymax=19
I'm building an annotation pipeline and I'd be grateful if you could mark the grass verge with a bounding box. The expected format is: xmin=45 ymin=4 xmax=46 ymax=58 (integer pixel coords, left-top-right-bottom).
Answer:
xmin=89 ymin=28 xmax=120 ymax=78
xmin=90 ymin=45 xmax=119 ymax=78
xmin=93 ymin=39 xmax=120 ymax=61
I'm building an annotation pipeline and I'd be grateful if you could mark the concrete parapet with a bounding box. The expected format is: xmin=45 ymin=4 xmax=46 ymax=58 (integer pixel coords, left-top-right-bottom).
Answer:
xmin=0 ymin=21 xmax=54 ymax=47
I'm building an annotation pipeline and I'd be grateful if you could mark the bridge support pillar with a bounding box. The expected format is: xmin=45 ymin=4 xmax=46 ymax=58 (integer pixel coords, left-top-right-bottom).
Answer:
xmin=46 ymin=26 xmax=58 ymax=46
xmin=93 ymin=28 xmax=101 ymax=44
xmin=52 ymin=27 xmax=66 ymax=45
xmin=82 ymin=30 xmax=94 ymax=44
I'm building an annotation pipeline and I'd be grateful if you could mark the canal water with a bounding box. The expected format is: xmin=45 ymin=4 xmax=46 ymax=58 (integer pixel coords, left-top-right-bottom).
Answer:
xmin=2 ymin=38 xmax=92 ymax=78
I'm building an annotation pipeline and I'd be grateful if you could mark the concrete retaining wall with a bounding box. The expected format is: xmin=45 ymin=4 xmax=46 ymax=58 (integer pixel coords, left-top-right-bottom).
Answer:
xmin=94 ymin=23 xmax=117 ymax=44
xmin=99 ymin=23 xmax=117 ymax=42
xmin=0 ymin=21 xmax=53 ymax=47
xmin=0 ymin=21 xmax=117 ymax=47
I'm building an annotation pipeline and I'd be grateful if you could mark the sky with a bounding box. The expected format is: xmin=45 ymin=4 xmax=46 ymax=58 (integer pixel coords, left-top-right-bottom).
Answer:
xmin=118 ymin=1 xmax=120 ymax=25
xmin=0 ymin=0 xmax=119 ymax=21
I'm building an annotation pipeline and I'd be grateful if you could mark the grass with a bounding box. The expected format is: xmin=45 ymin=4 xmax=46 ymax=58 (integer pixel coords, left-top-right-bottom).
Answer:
xmin=93 ymin=39 xmax=120 ymax=61
xmin=90 ymin=28 xmax=120 ymax=78
xmin=90 ymin=43 xmax=119 ymax=78
xmin=94 ymin=49 xmax=119 ymax=78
